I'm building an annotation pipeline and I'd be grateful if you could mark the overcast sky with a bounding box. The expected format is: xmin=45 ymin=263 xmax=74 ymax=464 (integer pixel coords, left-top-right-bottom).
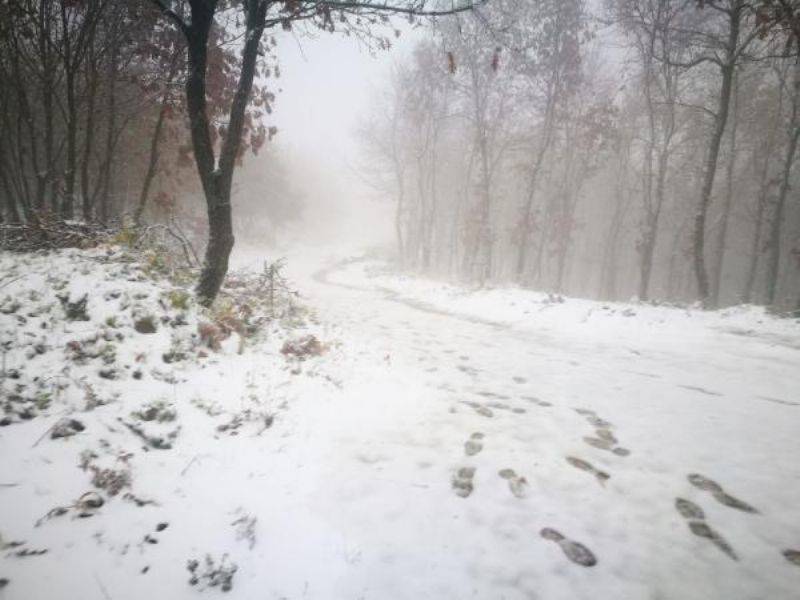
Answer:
xmin=248 ymin=25 xmax=424 ymax=246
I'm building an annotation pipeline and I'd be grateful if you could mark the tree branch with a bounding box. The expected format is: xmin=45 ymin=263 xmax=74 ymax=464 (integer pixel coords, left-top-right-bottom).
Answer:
xmin=316 ymin=0 xmax=485 ymax=18
xmin=149 ymin=0 xmax=189 ymax=35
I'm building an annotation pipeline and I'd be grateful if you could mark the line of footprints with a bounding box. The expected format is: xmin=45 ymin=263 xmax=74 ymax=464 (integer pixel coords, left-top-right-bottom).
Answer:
xmin=450 ymin=400 xmax=800 ymax=570
xmin=676 ymin=472 xmax=800 ymax=567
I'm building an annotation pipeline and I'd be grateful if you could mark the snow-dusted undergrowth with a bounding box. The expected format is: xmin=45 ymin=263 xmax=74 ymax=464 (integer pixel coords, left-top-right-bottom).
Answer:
xmin=0 ymin=247 xmax=333 ymax=597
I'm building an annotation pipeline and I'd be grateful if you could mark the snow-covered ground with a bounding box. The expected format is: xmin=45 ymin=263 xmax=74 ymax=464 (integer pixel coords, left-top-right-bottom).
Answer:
xmin=2 ymin=249 xmax=800 ymax=599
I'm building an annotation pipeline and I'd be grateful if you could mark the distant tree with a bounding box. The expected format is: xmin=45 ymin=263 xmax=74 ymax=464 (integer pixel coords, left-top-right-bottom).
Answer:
xmin=611 ymin=0 xmax=686 ymax=302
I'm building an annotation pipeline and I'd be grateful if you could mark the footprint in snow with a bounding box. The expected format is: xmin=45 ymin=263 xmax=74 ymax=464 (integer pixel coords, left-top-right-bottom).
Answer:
xmin=498 ymin=468 xmax=527 ymax=498
xmin=464 ymin=433 xmax=484 ymax=456
xmin=784 ymin=549 xmax=800 ymax=567
xmin=565 ymin=456 xmax=610 ymax=486
xmin=486 ymin=401 xmax=511 ymax=410
xmin=583 ymin=436 xmax=631 ymax=457
xmin=540 ymin=528 xmax=597 ymax=567
xmin=477 ymin=391 xmax=511 ymax=400
xmin=522 ymin=395 xmax=553 ymax=407
xmin=576 ymin=409 xmax=630 ymax=457
xmin=595 ymin=428 xmax=617 ymax=444
xmin=463 ymin=402 xmax=493 ymax=418
xmin=675 ymin=498 xmax=705 ymax=520
xmin=758 ymin=396 xmax=800 ymax=407
xmin=675 ymin=497 xmax=737 ymax=560
xmin=586 ymin=415 xmax=613 ymax=429
xmin=575 ymin=408 xmax=613 ymax=429
xmin=452 ymin=467 xmax=476 ymax=498
xmin=483 ymin=400 xmax=528 ymax=415
xmin=457 ymin=364 xmax=479 ymax=377
xmin=679 ymin=385 xmax=723 ymax=397
xmin=687 ymin=474 xmax=759 ymax=514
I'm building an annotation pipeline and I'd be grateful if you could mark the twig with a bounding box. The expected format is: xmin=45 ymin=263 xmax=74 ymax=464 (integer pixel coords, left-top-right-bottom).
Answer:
xmin=0 ymin=482 xmax=19 ymax=488
xmin=31 ymin=420 xmax=58 ymax=448
xmin=0 ymin=274 xmax=25 ymax=290
xmin=94 ymin=573 xmax=112 ymax=600
xmin=180 ymin=455 xmax=200 ymax=476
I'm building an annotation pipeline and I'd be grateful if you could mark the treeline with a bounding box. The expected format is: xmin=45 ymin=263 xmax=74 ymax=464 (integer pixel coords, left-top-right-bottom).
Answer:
xmin=0 ymin=0 xmax=273 ymax=229
xmin=361 ymin=0 xmax=800 ymax=310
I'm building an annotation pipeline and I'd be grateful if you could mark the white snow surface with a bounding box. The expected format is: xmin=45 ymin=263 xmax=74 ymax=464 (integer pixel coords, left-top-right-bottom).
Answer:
xmin=1 ymin=248 xmax=800 ymax=600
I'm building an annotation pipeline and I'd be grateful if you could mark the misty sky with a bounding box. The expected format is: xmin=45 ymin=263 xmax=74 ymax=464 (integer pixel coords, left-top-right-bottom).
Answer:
xmin=255 ymin=26 xmax=423 ymax=245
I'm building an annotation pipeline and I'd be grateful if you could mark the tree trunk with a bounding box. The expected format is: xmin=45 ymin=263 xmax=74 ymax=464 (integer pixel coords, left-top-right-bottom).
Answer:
xmin=743 ymin=87 xmax=783 ymax=303
xmin=711 ymin=70 xmax=739 ymax=307
xmin=515 ymin=95 xmax=556 ymax=281
xmin=134 ymin=55 xmax=179 ymax=225
xmin=477 ymin=129 xmax=493 ymax=285
xmin=600 ymin=142 xmax=631 ymax=300
xmin=81 ymin=53 xmax=99 ymax=221
xmin=39 ymin=0 xmax=55 ymax=213
xmin=765 ymin=60 xmax=800 ymax=305
xmin=60 ymin=2 xmax=77 ymax=220
xmin=694 ymin=44 xmax=738 ymax=306
xmin=394 ymin=172 xmax=405 ymax=264
xmin=183 ymin=0 xmax=268 ymax=306
xmin=743 ymin=181 xmax=768 ymax=304
xmin=98 ymin=22 xmax=118 ymax=224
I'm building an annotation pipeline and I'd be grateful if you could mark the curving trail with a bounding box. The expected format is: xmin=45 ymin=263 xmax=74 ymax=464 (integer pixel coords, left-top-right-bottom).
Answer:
xmin=289 ymin=255 xmax=800 ymax=600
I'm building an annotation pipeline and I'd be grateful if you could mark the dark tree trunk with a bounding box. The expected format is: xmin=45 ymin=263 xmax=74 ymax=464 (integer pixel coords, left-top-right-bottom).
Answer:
xmin=134 ymin=100 xmax=169 ymax=225
xmin=694 ymin=39 xmax=738 ymax=307
xmin=181 ymin=0 xmax=268 ymax=306
xmin=99 ymin=21 xmax=119 ymax=224
xmin=766 ymin=60 xmax=800 ymax=305
xmin=743 ymin=91 xmax=783 ymax=304
xmin=743 ymin=182 xmax=768 ymax=304
xmin=81 ymin=53 xmax=99 ymax=221
xmin=62 ymin=73 xmax=78 ymax=220
xmin=0 ymin=161 xmax=21 ymax=224
xmin=60 ymin=2 xmax=77 ymax=220
xmin=39 ymin=1 xmax=56 ymax=214
xmin=134 ymin=54 xmax=180 ymax=225
xmin=711 ymin=71 xmax=739 ymax=307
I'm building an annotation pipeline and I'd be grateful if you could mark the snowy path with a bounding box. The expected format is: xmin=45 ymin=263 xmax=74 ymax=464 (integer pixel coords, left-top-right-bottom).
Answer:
xmin=2 ymin=251 xmax=799 ymax=600
xmin=277 ymin=257 xmax=800 ymax=600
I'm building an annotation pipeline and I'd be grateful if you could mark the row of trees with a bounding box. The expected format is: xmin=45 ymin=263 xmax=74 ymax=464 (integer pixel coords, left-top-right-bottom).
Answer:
xmin=361 ymin=0 xmax=800 ymax=309
xmin=0 ymin=0 xmax=278 ymax=225
xmin=0 ymin=0 xmax=481 ymax=305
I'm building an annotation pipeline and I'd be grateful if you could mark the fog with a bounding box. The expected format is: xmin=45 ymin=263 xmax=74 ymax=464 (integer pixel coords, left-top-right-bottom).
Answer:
xmin=232 ymin=4 xmax=800 ymax=311
xmin=236 ymin=27 xmax=423 ymax=250
xmin=1 ymin=2 xmax=800 ymax=599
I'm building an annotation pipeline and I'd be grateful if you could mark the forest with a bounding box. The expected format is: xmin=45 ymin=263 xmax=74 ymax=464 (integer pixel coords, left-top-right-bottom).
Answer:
xmin=0 ymin=1 xmax=797 ymax=310
xmin=1 ymin=2 xmax=800 ymax=599
xmin=359 ymin=0 xmax=800 ymax=310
